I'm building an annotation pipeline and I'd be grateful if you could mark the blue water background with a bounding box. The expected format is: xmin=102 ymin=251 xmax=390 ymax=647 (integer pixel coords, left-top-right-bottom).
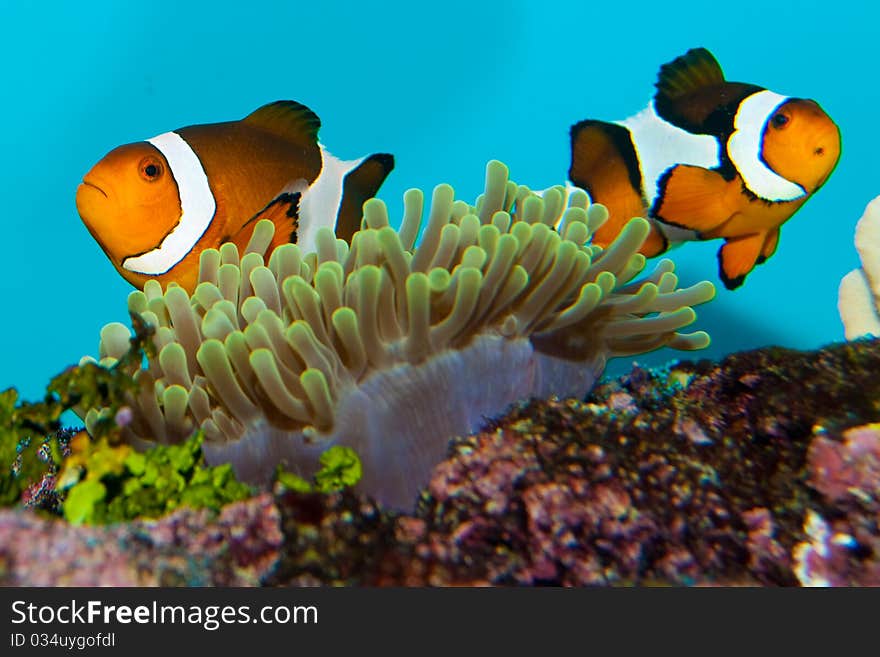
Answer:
xmin=1 ymin=0 xmax=873 ymax=403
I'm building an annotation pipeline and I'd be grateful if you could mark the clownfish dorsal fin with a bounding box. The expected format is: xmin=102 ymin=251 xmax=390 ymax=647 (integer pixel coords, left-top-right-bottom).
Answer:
xmin=243 ymin=100 xmax=322 ymax=145
xmin=654 ymin=48 xmax=737 ymax=133
xmin=655 ymin=48 xmax=725 ymax=104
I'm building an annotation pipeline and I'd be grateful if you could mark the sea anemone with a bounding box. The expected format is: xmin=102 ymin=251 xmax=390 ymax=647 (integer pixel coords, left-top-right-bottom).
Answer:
xmin=839 ymin=195 xmax=880 ymax=340
xmin=82 ymin=161 xmax=715 ymax=508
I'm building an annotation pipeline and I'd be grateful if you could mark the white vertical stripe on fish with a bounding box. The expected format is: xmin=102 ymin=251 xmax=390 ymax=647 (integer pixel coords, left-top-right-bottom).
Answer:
xmin=618 ymin=103 xmax=719 ymax=206
xmin=727 ymin=90 xmax=806 ymax=202
xmin=122 ymin=131 xmax=216 ymax=275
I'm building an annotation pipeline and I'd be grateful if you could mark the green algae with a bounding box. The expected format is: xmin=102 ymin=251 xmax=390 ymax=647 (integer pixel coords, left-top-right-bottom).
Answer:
xmin=0 ymin=313 xmax=157 ymax=508
xmin=59 ymin=431 xmax=254 ymax=525
xmin=274 ymin=445 xmax=363 ymax=494
xmin=1 ymin=313 xmax=255 ymax=523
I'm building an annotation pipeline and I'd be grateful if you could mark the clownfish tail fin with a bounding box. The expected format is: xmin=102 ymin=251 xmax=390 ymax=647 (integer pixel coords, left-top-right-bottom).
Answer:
xmin=335 ymin=153 xmax=395 ymax=242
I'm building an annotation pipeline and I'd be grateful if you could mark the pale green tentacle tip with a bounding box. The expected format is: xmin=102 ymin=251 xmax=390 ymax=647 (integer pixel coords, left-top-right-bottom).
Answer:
xmin=219 ymin=242 xmax=240 ymax=265
xmin=568 ymin=188 xmax=590 ymax=210
xmin=199 ymin=245 xmax=221 ymax=267
xmin=653 ymin=258 xmax=676 ymax=273
xmin=195 ymin=338 xmax=224 ymax=367
xmin=621 ymin=216 xmax=650 ymax=240
xmin=240 ymin=296 xmax=268 ymax=323
xmin=127 ymin=290 xmax=148 ymax=314
xmin=164 ymin=282 xmax=190 ymax=306
xmin=143 ymin=279 xmax=163 ymax=300
xmin=330 ymin=306 xmax=358 ymax=332
xmin=542 ymin=186 xmax=562 ymax=206
xmin=691 ymin=280 xmax=717 ymax=303
xmin=403 ymin=187 xmax=424 ymax=206
xmin=673 ymin=330 xmax=711 ymax=350
xmin=520 ymin=194 xmax=545 ymax=224
xmin=356 ymin=263 xmax=382 ymax=289
xmin=158 ymin=341 xmax=186 ymax=369
xmin=406 ymin=270 xmax=430 ymax=292
xmin=240 ymin=251 xmax=266 ymax=273
xmin=162 ymin=383 xmax=189 ymax=417
xmin=594 ymin=271 xmax=616 ymax=295
xmin=201 ymin=308 xmax=236 ymax=341
xmin=99 ymin=322 xmax=132 ymax=360
xmin=428 ymin=268 xmax=451 ymax=292
xmin=363 ymin=197 xmax=390 ymax=229
xmin=314 ymin=263 xmax=344 ymax=293
xmin=485 ymin=160 xmax=510 ymax=186
xmin=300 ymin=368 xmax=333 ymax=421
xmin=314 ymin=225 xmax=338 ymax=247
xmin=586 ymin=203 xmax=609 ymax=231
xmin=193 ymin=281 xmax=223 ymax=311
xmin=451 ymin=200 xmax=471 ymax=222
xmin=432 ymin=183 xmax=455 ymax=203
xmin=245 ymin=219 xmax=276 ymax=254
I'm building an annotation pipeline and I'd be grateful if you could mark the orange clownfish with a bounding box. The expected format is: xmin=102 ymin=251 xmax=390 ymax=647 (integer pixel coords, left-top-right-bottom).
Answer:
xmin=76 ymin=100 xmax=393 ymax=292
xmin=567 ymin=48 xmax=841 ymax=289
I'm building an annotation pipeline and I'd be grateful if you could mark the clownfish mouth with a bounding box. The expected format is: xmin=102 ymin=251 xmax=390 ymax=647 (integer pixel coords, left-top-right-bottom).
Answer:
xmin=79 ymin=180 xmax=108 ymax=198
xmin=76 ymin=178 xmax=118 ymax=260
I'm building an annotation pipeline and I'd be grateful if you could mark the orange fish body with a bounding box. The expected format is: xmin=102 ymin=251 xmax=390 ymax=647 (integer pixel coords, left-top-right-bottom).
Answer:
xmin=568 ymin=48 xmax=841 ymax=289
xmin=76 ymin=101 xmax=393 ymax=292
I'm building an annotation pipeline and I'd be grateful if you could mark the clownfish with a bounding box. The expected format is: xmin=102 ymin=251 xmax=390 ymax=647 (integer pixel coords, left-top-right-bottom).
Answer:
xmin=567 ymin=47 xmax=840 ymax=289
xmin=76 ymin=100 xmax=393 ymax=292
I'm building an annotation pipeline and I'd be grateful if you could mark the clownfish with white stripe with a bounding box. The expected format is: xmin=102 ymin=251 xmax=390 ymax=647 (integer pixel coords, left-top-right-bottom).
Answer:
xmin=76 ymin=100 xmax=393 ymax=292
xmin=567 ymin=47 xmax=840 ymax=289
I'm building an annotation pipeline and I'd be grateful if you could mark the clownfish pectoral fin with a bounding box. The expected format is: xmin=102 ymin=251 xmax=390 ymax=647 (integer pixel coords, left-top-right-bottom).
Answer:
xmin=756 ymin=228 xmax=780 ymax=265
xmin=654 ymin=164 xmax=735 ymax=236
xmin=335 ymin=153 xmax=395 ymax=242
xmin=717 ymin=232 xmax=766 ymax=290
xmin=233 ymin=191 xmax=302 ymax=253
xmin=243 ymin=100 xmax=321 ymax=146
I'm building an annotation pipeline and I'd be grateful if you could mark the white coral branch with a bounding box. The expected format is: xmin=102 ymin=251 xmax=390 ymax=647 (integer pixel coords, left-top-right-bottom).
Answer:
xmin=839 ymin=195 xmax=880 ymax=339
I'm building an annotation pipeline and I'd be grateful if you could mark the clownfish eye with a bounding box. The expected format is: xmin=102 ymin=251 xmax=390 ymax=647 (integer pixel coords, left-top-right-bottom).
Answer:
xmin=138 ymin=157 xmax=164 ymax=181
xmin=815 ymin=147 xmax=825 ymax=156
xmin=771 ymin=113 xmax=790 ymax=129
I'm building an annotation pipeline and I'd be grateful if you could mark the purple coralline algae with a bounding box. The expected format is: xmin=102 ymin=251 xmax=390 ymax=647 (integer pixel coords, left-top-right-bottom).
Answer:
xmin=0 ymin=494 xmax=281 ymax=586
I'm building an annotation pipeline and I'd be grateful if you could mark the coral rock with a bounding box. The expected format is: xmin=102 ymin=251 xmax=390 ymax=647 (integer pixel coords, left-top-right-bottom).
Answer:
xmin=0 ymin=494 xmax=281 ymax=586
xmin=6 ymin=340 xmax=880 ymax=586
